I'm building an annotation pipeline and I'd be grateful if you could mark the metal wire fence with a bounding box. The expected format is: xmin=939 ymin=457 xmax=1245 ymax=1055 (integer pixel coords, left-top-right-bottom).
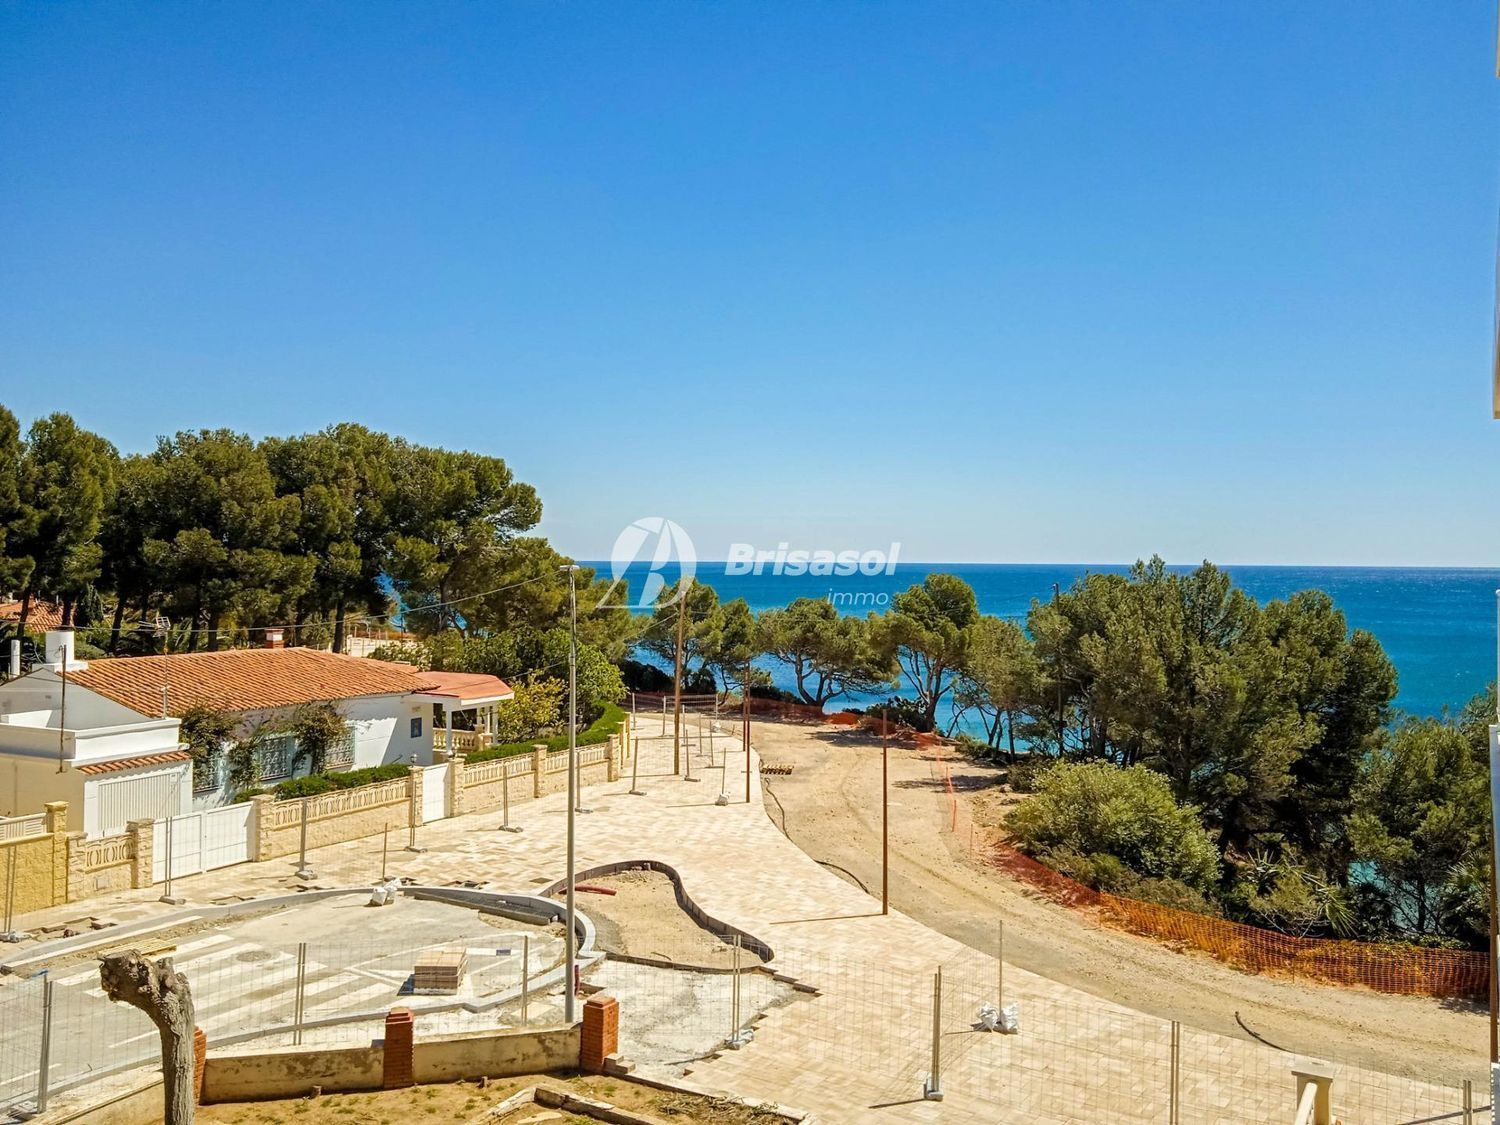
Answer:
xmin=0 ymin=925 xmax=573 ymax=1119
xmin=581 ymin=925 xmax=1494 ymax=1125
xmin=1 ymin=921 xmax=1492 ymax=1124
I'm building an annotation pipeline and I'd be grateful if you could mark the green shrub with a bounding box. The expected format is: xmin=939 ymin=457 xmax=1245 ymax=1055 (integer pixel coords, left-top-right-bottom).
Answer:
xmin=1005 ymin=755 xmax=1052 ymax=794
xmin=1005 ymin=760 xmax=1220 ymax=893
xmin=866 ymin=697 xmax=933 ymax=733
xmin=466 ymin=702 xmax=626 ymax=764
xmin=271 ymin=762 xmax=410 ymax=799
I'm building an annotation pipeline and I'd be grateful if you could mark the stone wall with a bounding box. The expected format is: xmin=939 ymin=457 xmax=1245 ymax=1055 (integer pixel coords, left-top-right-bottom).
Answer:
xmin=66 ymin=829 xmax=136 ymax=901
xmin=1 ymin=801 xmax=70 ymax=916
xmin=11 ymin=715 xmax=636 ymax=922
xmin=253 ymin=775 xmax=414 ymax=861
xmin=199 ymin=1025 xmax=579 ymax=1102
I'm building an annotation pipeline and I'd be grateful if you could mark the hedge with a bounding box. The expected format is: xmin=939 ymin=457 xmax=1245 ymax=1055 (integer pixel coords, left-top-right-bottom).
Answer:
xmin=269 ymin=762 xmax=411 ymax=799
xmin=466 ymin=702 xmax=626 ymax=764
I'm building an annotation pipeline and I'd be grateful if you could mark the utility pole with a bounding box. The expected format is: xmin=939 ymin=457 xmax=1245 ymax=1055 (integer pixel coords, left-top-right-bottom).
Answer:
xmin=673 ymin=581 xmax=690 ymax=775
xmin=1052 ymin=582 xmax=1064 ymax=755
xmin=563 ymin=564 xmax=580 ymax=1024
xmin=57 ymin=640 xmax=67 ymax=773
xmin=743 ymin=655 xmax=752 ymax=802
xmin=882 ymin=714 xmax=890 ymax=915
xmin=1488 ymin=589 xmax=1500 ymax=1062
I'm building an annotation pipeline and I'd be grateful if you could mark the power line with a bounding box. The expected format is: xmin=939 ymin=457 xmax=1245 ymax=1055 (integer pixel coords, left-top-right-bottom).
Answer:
xmin=131 ymin=569 xmax=569 ymax=642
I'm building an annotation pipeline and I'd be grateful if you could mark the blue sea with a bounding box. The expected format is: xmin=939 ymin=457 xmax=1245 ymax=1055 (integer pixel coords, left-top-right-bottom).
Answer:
xmin=591 ymin=562 xmax=1500 ymax=730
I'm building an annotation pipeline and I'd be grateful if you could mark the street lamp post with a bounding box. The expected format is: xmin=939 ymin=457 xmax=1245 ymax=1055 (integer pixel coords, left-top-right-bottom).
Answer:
xmin=562 ymin=564 xmax=580 ymax=1024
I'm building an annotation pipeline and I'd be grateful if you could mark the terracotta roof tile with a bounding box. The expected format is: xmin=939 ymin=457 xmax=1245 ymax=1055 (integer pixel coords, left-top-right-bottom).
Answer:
xmin=0 ymin=601 xmax=64 ymax=632
xmin=77 ymin=750 xmax=192 ymax=775
xmin=417 ymin=671 xmax=513 ymax=703
xmin=67 ymin=648 xmax=441 ymax=717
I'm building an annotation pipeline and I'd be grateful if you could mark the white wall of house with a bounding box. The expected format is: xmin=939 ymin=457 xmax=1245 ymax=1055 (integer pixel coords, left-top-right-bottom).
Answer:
xmin=0 ymin=673 xmax=185 ymax=823
xmin=0 ymin=671 xmax=152 ymax=730
xmin=190 ymin=692 xmax=434 ymax=809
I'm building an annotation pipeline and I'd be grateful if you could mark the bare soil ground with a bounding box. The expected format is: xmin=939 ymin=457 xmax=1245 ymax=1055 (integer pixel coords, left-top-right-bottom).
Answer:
xmin=579 ymin=871 xmax=765 ymax=970
xmin=753 ymin=718 xmax=1485 ymax=1085
xmin=199 ymin=1071 xmax=793 ymax=1123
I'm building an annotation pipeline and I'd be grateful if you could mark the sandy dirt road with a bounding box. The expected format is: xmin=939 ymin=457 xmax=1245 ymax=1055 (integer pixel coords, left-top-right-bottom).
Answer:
xmin=753 ymin=718 xmax=1485 ymax=1085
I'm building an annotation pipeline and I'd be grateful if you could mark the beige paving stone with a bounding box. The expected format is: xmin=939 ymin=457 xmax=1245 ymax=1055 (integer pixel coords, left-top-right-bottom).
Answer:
xmin=6 ymin=722 xmax=1483 ymax=1124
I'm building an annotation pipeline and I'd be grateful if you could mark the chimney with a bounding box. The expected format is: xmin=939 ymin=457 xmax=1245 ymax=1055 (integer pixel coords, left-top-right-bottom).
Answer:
xmin=264 ymin=628 xmax=284 ymax=650
xmin=42 ymin=628 xmax=85 ymax=672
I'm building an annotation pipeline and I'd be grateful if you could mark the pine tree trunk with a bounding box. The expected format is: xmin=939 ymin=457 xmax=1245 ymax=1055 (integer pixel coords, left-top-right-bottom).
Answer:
xmin=332 ymin=600 xmax=346 ymax=654
xmin=99 ymin=952 xmax=197 ymax=1124
xmin=108 ymin=597 xmax=127 ymax=653
xmin=15 ymin=588 xmax=31 ymax=635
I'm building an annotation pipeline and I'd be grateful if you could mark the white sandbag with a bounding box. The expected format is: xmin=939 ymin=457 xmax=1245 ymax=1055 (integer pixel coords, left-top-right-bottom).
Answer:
xmin=976 ymin=1002 xmax=1020 ymax=1033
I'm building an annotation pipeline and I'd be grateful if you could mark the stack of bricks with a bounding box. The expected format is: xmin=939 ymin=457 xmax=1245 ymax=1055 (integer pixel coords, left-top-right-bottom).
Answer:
xmin=382 ymin=1008 xmax=415 ymax=1089
xmin=412 ymin=949 xmax=467 ymax=994
xmin=580 ymin=996 xmax=619 ymax=1073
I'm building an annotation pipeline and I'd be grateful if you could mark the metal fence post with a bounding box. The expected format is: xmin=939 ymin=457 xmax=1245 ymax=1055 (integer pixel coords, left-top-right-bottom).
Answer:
xmin=727 ymin=935 xmax=745 ymax=1048
xmin=1462 ymin=1078 xmax=1473 ymax=1125
xmin=294 ymin=798 xmax=314 ymax=880
xmin=500 ymin=763 xmax=521 ymax=832
xmin=35 ymin=977 xmax=54 ymax=1113
xmin=1169 ymin=1020 xmax=1180 ymax=1125
xmin=996 ymin=919 xmax=1004 ymax=1008
xmin=2 ymin=845 xmax=16 ymax=941
xmin=292 ymin=942 xmax=307 ymax=1045
xmin=923 ymin=967 xmax=944 ymax=1101
xmin=521 ymin=934 xmax=530 ymax=1026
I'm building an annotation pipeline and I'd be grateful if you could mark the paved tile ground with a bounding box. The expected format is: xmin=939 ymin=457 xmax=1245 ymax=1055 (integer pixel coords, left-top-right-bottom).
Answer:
xmin=8 ymin=720 xmax=1485 ymax=1124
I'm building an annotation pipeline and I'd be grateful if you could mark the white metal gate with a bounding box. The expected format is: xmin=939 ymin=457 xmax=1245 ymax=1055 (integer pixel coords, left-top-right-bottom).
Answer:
xmin=422 ymin=763 xmax=449 ymax=823
xmin=152 ymin=801 xmax=253 ymax=882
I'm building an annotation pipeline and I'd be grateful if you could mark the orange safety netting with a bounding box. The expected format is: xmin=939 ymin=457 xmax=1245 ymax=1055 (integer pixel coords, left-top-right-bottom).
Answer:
xmin=988 ymin=841 xmax=1488 ymax=999
xmin=918 ymin=735 xmax=1489 ymax=1000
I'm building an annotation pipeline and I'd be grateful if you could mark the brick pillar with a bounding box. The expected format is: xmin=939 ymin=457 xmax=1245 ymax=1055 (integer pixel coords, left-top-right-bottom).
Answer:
xmin=580 ymin=996 xmax=619 ymax=1073
xmin=606 ymin=735 xmax=618 ymax=782
xmin=448 ymin=753 xmax=466 ymax=818
xmin=46 ymin=802 xmax=69 ymax=905
xmin=247 ymin=794 xmax=274 ymax=862
xmin=64 ymin=832 xmax=86 ymax=903
xmin=43 ymin=801 xmax=67 ymax=834
xmin=126 ymin=818 xmax=154 ymax=888
xmin=532 ymin=746 xmax=547 ymax=798
xmin=382 ymin=1008 xmax=415 ymax=1088
xmin=193 ymin=1027 xmax=207 ymax=1103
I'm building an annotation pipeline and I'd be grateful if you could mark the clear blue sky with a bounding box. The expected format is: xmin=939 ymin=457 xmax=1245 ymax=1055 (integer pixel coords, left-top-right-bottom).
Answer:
xmin=1 ymin=3 xmax=1496 ymax=566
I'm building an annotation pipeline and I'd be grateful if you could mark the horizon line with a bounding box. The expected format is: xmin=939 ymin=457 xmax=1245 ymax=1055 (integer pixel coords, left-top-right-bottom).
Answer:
xmin=572 ymin=559 xmax=1500 ymax=572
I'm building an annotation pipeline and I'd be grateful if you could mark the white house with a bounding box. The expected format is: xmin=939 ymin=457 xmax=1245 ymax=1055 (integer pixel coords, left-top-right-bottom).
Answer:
xmin=0 ymin=630 xmax=511 ymax=837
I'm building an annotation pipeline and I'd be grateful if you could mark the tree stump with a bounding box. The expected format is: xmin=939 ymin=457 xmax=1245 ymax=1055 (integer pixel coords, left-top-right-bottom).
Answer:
xmin=99 ymin=951 xmax=197 ymax=1124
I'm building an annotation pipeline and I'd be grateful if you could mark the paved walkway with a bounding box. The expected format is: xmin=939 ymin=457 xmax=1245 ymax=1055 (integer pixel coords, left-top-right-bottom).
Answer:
xmin=8 ymin=720 xmax=1484 ymax=1124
